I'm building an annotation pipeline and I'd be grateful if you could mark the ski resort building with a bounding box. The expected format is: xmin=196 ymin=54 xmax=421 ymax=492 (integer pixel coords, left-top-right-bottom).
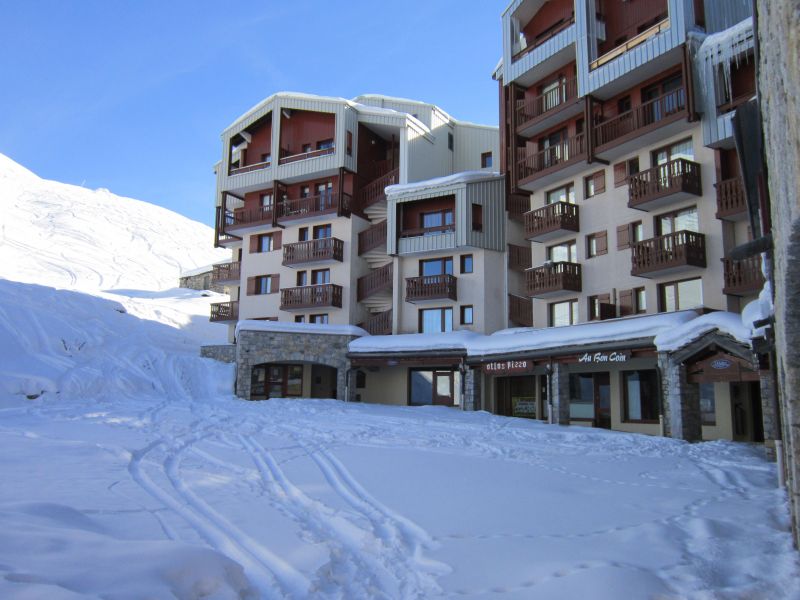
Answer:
xmin=206 ymin=2 xmax=775 ymax=448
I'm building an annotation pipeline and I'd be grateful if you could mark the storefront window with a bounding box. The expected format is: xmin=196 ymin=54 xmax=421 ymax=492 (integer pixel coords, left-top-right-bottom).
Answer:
xmin=699 ymin=382 xmax=716 ymax=425
xmin=409 ymin=369 xmax=461 ymax=406
xmin=623 ymin=370 xmax=659 ymax=422
xmin=569 ymin=374 xmax=594 ymax=420
xmin=286 ymin=365 xmax=303 ymax=396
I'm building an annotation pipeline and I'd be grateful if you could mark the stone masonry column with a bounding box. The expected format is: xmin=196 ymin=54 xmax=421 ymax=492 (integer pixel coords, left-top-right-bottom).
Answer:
xmin=759 ymin=364 xmax=779 ymax=460
xmin=659 ymin=352 xmax=702 ymax=442
xmin=345 ymin=367 xmax=358 ymax=402
xmin=550 ymin=363 xmax=570 ymax=425
xmin=463 ymin=368 xmax=481 ymax=411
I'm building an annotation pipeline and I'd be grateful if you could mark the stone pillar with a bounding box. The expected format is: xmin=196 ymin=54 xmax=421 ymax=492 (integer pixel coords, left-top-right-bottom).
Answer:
xmin=759 ymin=364 xmax=779 ymax=460
xmin=659 ymin=352 xmax=702 ymax=442
xmin=550 ymin=363 xmax=570 ymax=425
xmin=235 ymin=341 xmax=252 ymax=400
xmin=463 ymin=368 xmax=481 ymax=411
xmin=345 ymin=367 xmax=358 ymax=402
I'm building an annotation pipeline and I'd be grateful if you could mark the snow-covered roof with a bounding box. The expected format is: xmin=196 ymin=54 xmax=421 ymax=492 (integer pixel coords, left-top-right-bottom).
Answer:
xmin=349 ymin=330 xmax=480 ymax=354
xmin=386 ymin=171 xmax=503 ymax=197
xmin=654 ymin=311 xmax=752 ymax=352
xmin=236 ymin=320 xmax=368 ymax=338
xmin=492 ymin=57 xmax=504 ymax=81
xmin=180 ymin=264 xmax=214 ymax=278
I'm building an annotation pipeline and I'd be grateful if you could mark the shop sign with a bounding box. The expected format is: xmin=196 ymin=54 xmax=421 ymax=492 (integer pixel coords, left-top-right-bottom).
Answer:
xmin=711 ymin=358 xmax=733 ymax=370
xmin=482 ymin=359 xmax=532 ymax=374
xmin=577 ymin=351 xmax=631 ymax=364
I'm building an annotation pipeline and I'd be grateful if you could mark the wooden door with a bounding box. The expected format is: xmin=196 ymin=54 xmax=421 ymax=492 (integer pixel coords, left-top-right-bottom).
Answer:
xmin=432 ymin=371 xmax=454 ymax=405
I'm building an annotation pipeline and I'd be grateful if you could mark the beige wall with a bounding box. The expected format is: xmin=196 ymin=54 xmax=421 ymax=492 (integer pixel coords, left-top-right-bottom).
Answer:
xmin=357 ymin=366 xmax=408 ymax=405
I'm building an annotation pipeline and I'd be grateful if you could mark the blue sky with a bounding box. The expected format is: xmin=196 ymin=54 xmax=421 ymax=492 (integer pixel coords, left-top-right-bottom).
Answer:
xmin=0 ymin=1 xmax=503 ymax=226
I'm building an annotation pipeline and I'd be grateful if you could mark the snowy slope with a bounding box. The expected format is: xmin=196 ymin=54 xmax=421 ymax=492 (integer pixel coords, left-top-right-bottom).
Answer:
xmin=0 ymin=153 xmax=228 ymax=291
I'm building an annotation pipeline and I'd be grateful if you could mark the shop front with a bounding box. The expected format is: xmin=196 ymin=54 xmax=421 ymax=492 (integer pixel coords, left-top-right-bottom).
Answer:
xmin=481 ymin=359 xmax=545 ymax=420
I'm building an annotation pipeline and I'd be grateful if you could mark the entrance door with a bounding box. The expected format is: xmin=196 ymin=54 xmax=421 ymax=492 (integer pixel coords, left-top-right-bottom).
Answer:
xmin=432 ymin=371 xmax=454 ymax=405
xmin=594 ymin=372 xmax=611 ymax=429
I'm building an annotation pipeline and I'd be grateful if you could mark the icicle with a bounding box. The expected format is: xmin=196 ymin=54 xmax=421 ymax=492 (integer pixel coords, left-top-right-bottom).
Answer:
xmin=696 ymin=17 xmax=754 ymax=105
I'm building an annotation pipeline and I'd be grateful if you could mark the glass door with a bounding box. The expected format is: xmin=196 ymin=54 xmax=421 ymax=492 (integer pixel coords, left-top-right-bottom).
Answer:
xmin=594 ymin=372 xmax=611 ymax=429
xmin=432 ymin=371 xmax=454 ymax=405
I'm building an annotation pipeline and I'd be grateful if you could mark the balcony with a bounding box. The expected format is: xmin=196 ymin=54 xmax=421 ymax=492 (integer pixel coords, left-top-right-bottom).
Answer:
xmin=358 ymin=220 xmax=387 ymax=255
xmin=524 ymin=201 xmax=579 ymax=242
xmin=276 ymin=193 xmax=351 ymax=221
xmin=228 ymin=205 xmax=274 ymax=231
xmin=628 ymin=158 xmax=702 ymax=211
xmin=593 ymin=87 xmax=688 ymax=160
xmin=509 ymin=294 xmax=533 ymax=327
xmin=211 ymin=261 xmax=241 ymax=284
xmin=508 ymin=244 xmax=533 ymax=271
xmin=280 ymin=284 xmax=343 ymax=311
xmin=723 ymin=257 xmax=765 ymax=297
xmin=359 ymin=168 xmax=399 ymax=210
xmin=360 ymin=309 xmax=392 ymax=336
xmin=228 ymin=159 xmax=271 ymax=176
xmin=715 ymin=177 xmax=747 ymax=221
xmin=357 ymin=263 xmax=393 ymax=301
xmin=516 ymin=77 xmax=582 ymax=138
xmin=282 ymin=238 xmax=344 ymax=267
xmin=507 ymin=193 xmax=530 ymax=223
xmin=210 ymin=301 xmax=239 ymax=322
xmin=631 ymin=230 xmax=707 ymax=278
xmin=405 ymin=274 xmax=457 ymax=303
xmin=517 ymin=133 xmax=587 ymax=190
xmin=278 ymin=146 xmax=335 ymax=165
xmin=525 ymin=262 xmax=581 ymax=298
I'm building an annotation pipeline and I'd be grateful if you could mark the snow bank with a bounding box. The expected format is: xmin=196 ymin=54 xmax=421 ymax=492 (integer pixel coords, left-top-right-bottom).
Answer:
xmin=386 ymin=171 xmax=502 ymax=196
xmin=237 ymin=320 xmax=368 ymax=338
xmin=654 ymin=311 xmax=752 ymax=352
xmin=742 ymin=281 xmax=775 ymax=338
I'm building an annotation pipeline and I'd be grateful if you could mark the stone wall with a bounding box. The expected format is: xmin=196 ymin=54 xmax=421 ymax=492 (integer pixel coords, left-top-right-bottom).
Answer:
xmin=658 ymin=353 xmax=702 ymax=442
xmin=179 ymin=271 xmax=225 ymax=294
xmin=201 ymin=344 xmax=236 ymax=363
xmin=235 ymin=329 xmax=359 ymax=401
xmin=464 ymin=368 xmax=481 ymax=411
xmin=757 ymin=0 xmax=800 ymax=548
xmin=550 ymin=364 xmax=570 ymax=425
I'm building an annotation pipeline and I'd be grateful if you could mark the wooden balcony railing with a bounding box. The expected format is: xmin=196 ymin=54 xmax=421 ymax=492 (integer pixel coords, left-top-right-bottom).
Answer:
xmin=276 ymin=193 xmax=351 ymax=220
xmin=594 ymin=87 xmax=686 ymax=150
xmin=361 ymin=309 xmax=392 ymax=335
xmin=631 ymin=230 xmax=706 ymax=277
xmin=508 ymin=244 xmax=533 ymax=271
xmin=359 ymin=167 xmax=399 ymax=209
xmin=210 ymin=301 xmax=239 ymax=322
xmin=357 ymin=263 xmax=393 ymax=301
xmin=715 ymin=177 xmax=747 ymax=220
xmin=723 ymin=256 xmax=765 ymax=296
xmin=517 ymin=133 xmax=586 ymax=182
xmin=517 ymin=77 xmax=579 ymax=125
xmin=628 ymin=158 xmax=702 ymax=209
xmin=525 ymin=262 xmax=582 ymax=297
xmin=230 ymin=205 xmax=274 ymax=228
xmin=524 ymin=201 xmax=579 ymax=241
xmin=278 ymin=146 xmax=335 ymax=165
xmin=405 ymin=274 xmax=457 ymax=303
xmin=280 ymin=284 xmax=343 ymax=310
xmin=228 ymin=159 xmax=271 ymax=176
xmin=282 ymin=238 xmax=343 ymax=266
xmin=508 ymin=294 xmax=533 ymax=327
xmin=358 ymin=220 xmax=387 ymax=255
xmin=211 ymin=261 xmax=241 ymax=284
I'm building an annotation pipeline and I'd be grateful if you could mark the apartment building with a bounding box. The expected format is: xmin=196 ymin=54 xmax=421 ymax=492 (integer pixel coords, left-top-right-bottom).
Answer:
xmin=209 ymin=92 xmax=499 ymax=399
xmin=479 ymin=0 xmax=766 ymax=441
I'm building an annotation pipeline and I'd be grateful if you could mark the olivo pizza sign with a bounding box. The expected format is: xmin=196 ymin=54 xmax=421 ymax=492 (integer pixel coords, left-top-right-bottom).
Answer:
xmin=481 ymin=359 xmax=533 ymax=375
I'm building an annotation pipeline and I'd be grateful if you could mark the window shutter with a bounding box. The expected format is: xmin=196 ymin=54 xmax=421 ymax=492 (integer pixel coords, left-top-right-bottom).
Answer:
xmin=271 ymin=274 xmax=280 ymax=294
xmin=619 ymin=289 xmax=634 ymax=316
xmin=617 ymin=224 xmax=630 ymax=249
xmin=249 ymin=234 xmax=259 ymax=254
xmin=597 ymin=230 xmax=608 ymax=254
xmin=246 ymin=276 xmax=256 ymax=296
xmin=273 ymin=230 xmax=282 ymax=250
xmin=614 ymin=162 xmax=627 ymax=186
xmin=594 ymin=170 xmax=606 ymax=194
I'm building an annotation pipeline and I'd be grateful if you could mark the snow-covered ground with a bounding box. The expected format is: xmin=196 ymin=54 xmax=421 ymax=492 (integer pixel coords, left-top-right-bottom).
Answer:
xmin=1 ymin=154 xmax=799 ymax=599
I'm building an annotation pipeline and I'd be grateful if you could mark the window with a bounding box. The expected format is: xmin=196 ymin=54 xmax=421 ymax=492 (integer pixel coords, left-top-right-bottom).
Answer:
xmin=656 ymin=206 xmax=699 ymax=235
xmin=420 ymin=208 xmax=454 ymax=233
xmin=700 ymin=383 xmax=716 ymax=425
xmin=619 ymin=286 xmax=647 ymax=316
xmin=313 ymin=139 xmax=330 ymax=152
xmin=448 ymin=132 xmax=454 ymax=151
xmin=310 ymin=314 xmax=329 ymax=324
xmin=568 ymin=374 xmax=595 ymax=420
xmin=302 ymin=143 xmax=312 ymax=154
xmin=260 ymin=152 xmax=271 ymax=164
xmin=549 ymin=299 xmax=578 ymax=327
xmin=294 ymin=315 xmax=306 ymax=323
xmin=623 ymin=370 xmax=660 ymax=423
xmin=250 ymin=232 xmax=279 ymax=253
xmin=311 ymin=269 xmax=330 ymax=285
xmin=584 ymin=170 xmax=606 ymax=198
xmin=541 ymin=78 xmax=564 ymax=111
xmin=260 ymin=193 xmax=273 ymax=208
xmin=356 ymin=370 xmax=366 ymax=388
xmin=460 ymin=305 xmax=474 ymax=325
xmin=613 ymin=157 xmax=640 ymax=187
xmin=298 ymin=227 xmax=309 ymax=242
xmin=247 ymin=274 xmax=278 ymax=296
xmin=346 ymin=131 xmax=353 ymax=156
xmin=617 ymin=95 xmax=632 ymax=114
xmin=316 ymin=182 xmax=333 ymax=206
xmin=481 ymin=152 xmax=493 ymax=168
xmin=588 ymin=293 xmax=612 ymax=321
xmin=313 ymin=224 xmax=332 ymax=239
xmin=652 ymin=138 xmax=694 ymax=166
xmin=471 ymin=204 xmax=483 ymax=231
xmin=586 ymin=231 xmax=608 ymax=258
xmin=634 ymin=287 xmax=646 ymax=314
xmin=296 ymin=271 xmax=308 ymax=287
xmin=409 ymin=369 xmax=460 ymax=406
xmin=420 ymin=257 xmax=453 ymax=276
xmin=547 ymin=240 xmax=577 ymax=263
xmin=616 ymin=221 xmax=643 ymax=250
xmin=300 ymin=185 xmax=310 ymax=198
xmin=419 ymin=307 xmax=453 ymax=333
xmin=546 ymin=183 xmax=575 ymax=205
xmin=659 ymin=278 xmax=703 ymax=312
xmin=460 ymin=254 xmax=473 ymax=274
